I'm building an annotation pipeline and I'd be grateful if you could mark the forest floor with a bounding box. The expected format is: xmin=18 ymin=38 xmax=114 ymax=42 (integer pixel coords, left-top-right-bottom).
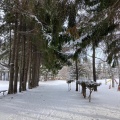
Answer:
xmin=0 ymin=79 xmax=120 ymax=120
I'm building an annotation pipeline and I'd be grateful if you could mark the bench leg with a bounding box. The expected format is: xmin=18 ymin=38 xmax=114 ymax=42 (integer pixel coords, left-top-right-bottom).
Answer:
xmin=88 ymin=89 xmax=93 ymax=102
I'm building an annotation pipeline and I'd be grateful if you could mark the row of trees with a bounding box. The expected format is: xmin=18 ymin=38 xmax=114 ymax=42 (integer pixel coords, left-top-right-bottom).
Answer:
xmin=0 ymin=0 xmax=120 ymax=94
xmin=0 ymin=0 xmax=74 ymax=94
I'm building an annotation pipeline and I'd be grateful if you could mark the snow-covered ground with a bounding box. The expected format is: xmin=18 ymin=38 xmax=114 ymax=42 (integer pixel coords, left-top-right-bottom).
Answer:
xmin=0 ymin=79 xmax=120 ymax=120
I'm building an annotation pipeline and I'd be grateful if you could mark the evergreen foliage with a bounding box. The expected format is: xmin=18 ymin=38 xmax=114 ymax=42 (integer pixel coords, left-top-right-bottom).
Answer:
xmin=0 ymin=0 xmax=119 ymax=94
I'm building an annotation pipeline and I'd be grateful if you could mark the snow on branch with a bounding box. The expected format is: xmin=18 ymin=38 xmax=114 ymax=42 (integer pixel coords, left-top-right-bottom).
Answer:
xmin=20 ymin=11 xmax=52 ymax=41
xmin=29 ymin=14 xmax=44 ymax=32
xmin=0 ymin=62 xmax=10 ymax=68
xmin=86 ymin=3 xmax=100 ymax=11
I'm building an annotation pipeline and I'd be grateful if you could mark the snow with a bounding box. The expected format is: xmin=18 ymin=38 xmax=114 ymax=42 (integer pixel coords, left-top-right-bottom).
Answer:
xmin=0 ymin=79 xmax=120 ymax=120
xmin=77 ymin=9 xmax=88 ymax=16
xmin=86 ymin=3 xmax=100 ymax=11
xmin=0 ymin=9 xmax=4 ymax=26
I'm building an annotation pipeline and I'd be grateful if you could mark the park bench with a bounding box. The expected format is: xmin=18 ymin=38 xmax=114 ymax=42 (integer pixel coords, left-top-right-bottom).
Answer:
xmin=66 ymin=80 xmax=74 ymax=91
xmin=0 ymin=90 xmax=8 ymax=96
xmin=77 ymin=80 xmax=101 ymax=102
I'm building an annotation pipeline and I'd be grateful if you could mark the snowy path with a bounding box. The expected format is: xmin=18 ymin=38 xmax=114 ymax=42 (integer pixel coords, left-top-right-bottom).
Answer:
xmin=0 ymin=80 xmax=120 ymax=120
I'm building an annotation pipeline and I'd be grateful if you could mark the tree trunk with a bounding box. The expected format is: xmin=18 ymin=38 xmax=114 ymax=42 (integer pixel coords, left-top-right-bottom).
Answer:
xmin=9 ymin=23 xmax=12 ymax=65
xmin=118 ymin=56 xmax=120 ymax=86
xmin=13 ymin=44 xmax=19 ymax=93
xmin=19 ymin=53 xmax=24 ymax=92
xmin=118 ymin=57 xmax=120 ymax=90
xmin=23 ymin=38 xmax=30 ymax=90
xmin=8 ymin=38 xmax=15 ymax=94
xmin=93 ymin=42 xmax=97 ymax=91
xmin=32 ymin=46 xmax=37 ymax=87
xmin=19 ymin=21 xmax=26 ymax=92
xmin=31 ymin=46 xmax=41 ymax=88
xmin=109 ymin=66 xmax=114 ymax=88
xmin=21 ymin=34 xmax=26 ymax=91
xmin=75 ymin=59 xmax=79 ymax=91
xmin=13 ymin=11 xmax=19 ymax=93
xmin=36 ymin=53 xmax=40 ymax=86
xmin=28 ymin=41 xmax=32 ymax=89
xmin=8 ymin=10 xmax=17 ymax=94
